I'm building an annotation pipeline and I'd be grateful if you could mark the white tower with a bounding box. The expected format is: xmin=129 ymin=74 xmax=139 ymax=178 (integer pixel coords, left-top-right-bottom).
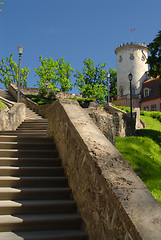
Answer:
xmin=115 ymin=43 xmax=149 ymax=97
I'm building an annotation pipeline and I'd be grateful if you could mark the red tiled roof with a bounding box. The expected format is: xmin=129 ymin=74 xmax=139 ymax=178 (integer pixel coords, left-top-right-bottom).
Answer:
xmin=140 ymin=77 xmax=161 ymax=101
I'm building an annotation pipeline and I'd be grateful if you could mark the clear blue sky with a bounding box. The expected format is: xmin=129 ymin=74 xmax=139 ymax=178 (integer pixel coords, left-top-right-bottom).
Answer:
xmin=0 ymin=0 xmax=160 ymax=93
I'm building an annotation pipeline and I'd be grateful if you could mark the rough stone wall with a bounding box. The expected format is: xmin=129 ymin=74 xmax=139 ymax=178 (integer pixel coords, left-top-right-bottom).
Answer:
xmin=104 ymin=103 xmax=136 ymax=137
xmin=8 ymin=83 xmax=82 ymax=118
xmin=83 ymin=103 xmax=116 ymax=145
xmin=0 ymin=103 xmax=26 ymax=130
xmin=8 ymin=83 xmax=51 ymax=118
xmin=47 ymin=99 xmax=161 ymax=240
xmin=9 ymin=83 xmax=82 ymax=99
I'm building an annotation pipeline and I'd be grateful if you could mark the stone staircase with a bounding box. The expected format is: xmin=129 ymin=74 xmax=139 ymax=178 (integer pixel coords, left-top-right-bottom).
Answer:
xmin=0 ymin=107 xmax=87 ymax=239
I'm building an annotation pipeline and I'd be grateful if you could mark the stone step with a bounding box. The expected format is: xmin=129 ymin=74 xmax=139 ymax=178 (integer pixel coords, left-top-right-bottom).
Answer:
xmin=0 ymin=187 xmax=72 ymax=200
xmin=0 ymin=157 xmax=61 ymax=167
xmin=23 ymin=119 xmax=47 ymax=123
xmin=0 ymin=200 xmax=76 ymax=215
xmin=15 ymin=129 xmax=47 ymax=133
xmin=0 ymin=176 xmax=68 ymax=187
xmin=0 ymin=142 xmax=55 ymax=150
xmin=0 ymin=135 xmax=53 ymax=143
xmin=18 ymin=123 xmax=48 ymax=128
xmin=0 ymin=230 xmax=87 ymax=240
xmin=0 ymin=166 xmax=64 ymax=176
xmin=0 ymin=107 xmax=88 ymax=238
xmin=0 ymin=214 xmax=82 ymax=232
xmin=17 ymin=127 xmax=47 ymax=130
xmin=0 ymin=132 xmax=47 ymax=136
xmin=0 ymin=149 xmax=58 ymax=157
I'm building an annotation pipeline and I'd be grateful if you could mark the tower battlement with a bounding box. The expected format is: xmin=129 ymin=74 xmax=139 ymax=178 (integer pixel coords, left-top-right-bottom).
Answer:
xmin=115 ymin=42 xmax=148 ymax=54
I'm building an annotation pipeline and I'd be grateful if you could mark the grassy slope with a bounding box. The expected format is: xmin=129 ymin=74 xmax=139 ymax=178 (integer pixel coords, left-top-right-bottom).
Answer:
xmin=115 ymin=113 xmax=161 ymax=204
xmin=0 ymin=101 xmax=7 ymax=110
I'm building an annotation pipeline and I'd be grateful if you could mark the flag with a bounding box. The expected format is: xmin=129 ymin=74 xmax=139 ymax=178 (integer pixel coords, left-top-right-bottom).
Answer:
xmin=131 ymin=28 xmax=135 ymax=32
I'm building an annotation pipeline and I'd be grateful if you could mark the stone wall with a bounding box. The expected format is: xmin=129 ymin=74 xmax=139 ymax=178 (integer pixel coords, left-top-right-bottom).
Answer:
xmin=0 ymin=103 xmax=26 ymax=130
xmin=47 ymin=99 xmax=161 ymax=240
xmin=84 ymin=102 xmax=115 ymax=145
xmin=8 ymin=83 xmax=51 ymax=118
xmin=104 ymin=103 xmax=136 ymax=137
xmin=9 ymin=83 xmax=82 ymax=99
xmin=8 ymin=83 xmax=82 ymax=118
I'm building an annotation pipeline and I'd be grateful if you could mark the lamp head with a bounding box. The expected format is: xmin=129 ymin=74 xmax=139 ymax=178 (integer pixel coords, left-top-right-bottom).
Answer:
xmin=107 ymin=72 xmax=110 ymax=78
xmin=18 ymin=45 xmax=24 ymax=55
xmin=128 ymin=73 xmax=133 ymax=81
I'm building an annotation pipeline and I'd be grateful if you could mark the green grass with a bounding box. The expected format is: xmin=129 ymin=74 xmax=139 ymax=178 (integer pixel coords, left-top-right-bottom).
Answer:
xmin=115 ymin=110 xmax=161 ymax=204
xmin=68 ymin=97 xmax=95 ymax=106
xmin=112 ymin=104 xmax=134 ymax=112
xmin=26 ymin=95 xmax=56 ymax=105
xmin=0 ymin=101 xmax=7 ymax=110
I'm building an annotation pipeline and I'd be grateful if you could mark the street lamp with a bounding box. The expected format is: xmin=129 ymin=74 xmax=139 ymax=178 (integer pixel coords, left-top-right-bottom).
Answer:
xmin=128 ymin=73 xmax=133 ymax=118
xmin=17 ymin=45 xmax=24 ymax=103
xmin=45 ymin=80 xmax=49 ymax=89
xmin=107 ymin=72 xmax=110 ymax=104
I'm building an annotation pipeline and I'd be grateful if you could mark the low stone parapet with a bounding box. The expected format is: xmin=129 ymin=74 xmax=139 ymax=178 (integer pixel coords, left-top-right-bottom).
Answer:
xmin=0 ymin=103 xmax=26 ymax=130
xmin=47 ymin=99 xmax=161 ymax=240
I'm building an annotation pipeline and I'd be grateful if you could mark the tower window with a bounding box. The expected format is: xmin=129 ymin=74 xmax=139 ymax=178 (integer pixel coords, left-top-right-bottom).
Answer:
xmin=141 ymin=55 xmax=145 ymax=61
xmin=119 ymin=56 xmax=122 ymax=62
xmin=119 ymin=87 xmax=123 ymax=96
xmin=129 ymin=54 xmax=134 ymax=60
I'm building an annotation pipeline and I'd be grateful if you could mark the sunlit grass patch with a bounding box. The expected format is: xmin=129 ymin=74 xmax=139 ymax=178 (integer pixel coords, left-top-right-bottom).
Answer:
xmin=115 ymin=110 xmax=161 ymax=204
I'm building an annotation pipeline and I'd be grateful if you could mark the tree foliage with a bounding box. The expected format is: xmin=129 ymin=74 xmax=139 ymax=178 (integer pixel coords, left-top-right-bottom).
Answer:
xmin=0 ymin=54 xmax=29 ymax=89
xmin=74 ymin=58 xmax=108 ymax=103
xmin=109 ymin=68 xmax=117 ymax=98
xmin=0 ymin=2 xmax=3 ymax=11
xmin=57 ymin=57 xmax=74 ymax=92
xmin=34 ymin=56 xmax=74 ymax=92
xmin=147 ymin=30 xmax=161 ymax=78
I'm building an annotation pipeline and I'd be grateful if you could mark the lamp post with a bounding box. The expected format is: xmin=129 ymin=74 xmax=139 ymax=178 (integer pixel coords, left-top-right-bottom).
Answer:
xmin=128 ymin=73 xmax=133 ymax=118
xmin=107 ymin=72 xmax=110 ymax=104
xmin=45 ymin=80 xmax=49 ymax=89
xmin=17 ymin=45 xmax=24 ymax=103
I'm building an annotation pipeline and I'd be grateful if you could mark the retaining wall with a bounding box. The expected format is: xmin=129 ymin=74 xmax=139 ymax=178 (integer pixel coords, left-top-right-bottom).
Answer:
xmin=8 ymin=84 xmax=50 ymax=118
xmin=47 ymin=99 xmax=161 ymax=240
xmin=104 ymin=103 xmax=136 ymax=136
xmin=0 ymin=103 xmax=26 ymax=130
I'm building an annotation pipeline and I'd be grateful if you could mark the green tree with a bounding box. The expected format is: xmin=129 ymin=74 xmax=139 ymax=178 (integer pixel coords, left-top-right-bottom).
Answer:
xmin=0 ymin=1 xmax=7 ymax=11
xmin=57 ymin=57 xmax=74 ymax=92
xmin=34 ymin=56 xmax=59 ymax=91
xmin=109 ymin=68 xmax=117 ymax=98
xmin=147 ymin=30 xmax=161 ymax=78
xmin=74 ymin=58 xmax=108 ymax=103
xmin=35 ymin=56 xmax=74 ymax=92
xmin=0 ymin=54 xmax=29 ymax=89
xmin=0 ymin=2 xmax=3 ymax=11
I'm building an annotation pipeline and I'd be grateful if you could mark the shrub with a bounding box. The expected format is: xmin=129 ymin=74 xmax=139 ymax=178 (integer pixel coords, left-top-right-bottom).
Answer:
xmin=48 ymin=91 xmax=56 ymax=100
xmin=0 ymin=101 xmax=7 ymax=110
xmin=150 ymin=112 xmax=161 ymax=121
xmin=39 ymin=88 xmax=48 ymax=98
xmin=140 ymin=111 xmax=145 ymax=116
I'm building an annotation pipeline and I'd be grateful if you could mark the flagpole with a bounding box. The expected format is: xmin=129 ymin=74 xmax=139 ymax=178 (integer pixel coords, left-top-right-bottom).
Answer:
xmin=130 ymin=28 xmax=135 ymax=42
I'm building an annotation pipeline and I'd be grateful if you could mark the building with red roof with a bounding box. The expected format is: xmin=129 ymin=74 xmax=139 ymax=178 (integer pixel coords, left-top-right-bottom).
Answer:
xmin=140 ymin=77 xmax=161 ymax=111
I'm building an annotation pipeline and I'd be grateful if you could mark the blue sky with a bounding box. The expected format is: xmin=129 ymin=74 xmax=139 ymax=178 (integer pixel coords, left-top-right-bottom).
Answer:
xmin=0 ymin=0 xmax=160 ymax=93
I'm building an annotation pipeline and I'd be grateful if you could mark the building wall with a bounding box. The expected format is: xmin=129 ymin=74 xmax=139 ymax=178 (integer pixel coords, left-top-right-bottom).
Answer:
xmin=112 ymin=98 xmax=140 ymax=108
xmin=141 ymin=97 xmax=161 ymax=111
xmin=115 ymin=43 xmax=148 ymax=96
